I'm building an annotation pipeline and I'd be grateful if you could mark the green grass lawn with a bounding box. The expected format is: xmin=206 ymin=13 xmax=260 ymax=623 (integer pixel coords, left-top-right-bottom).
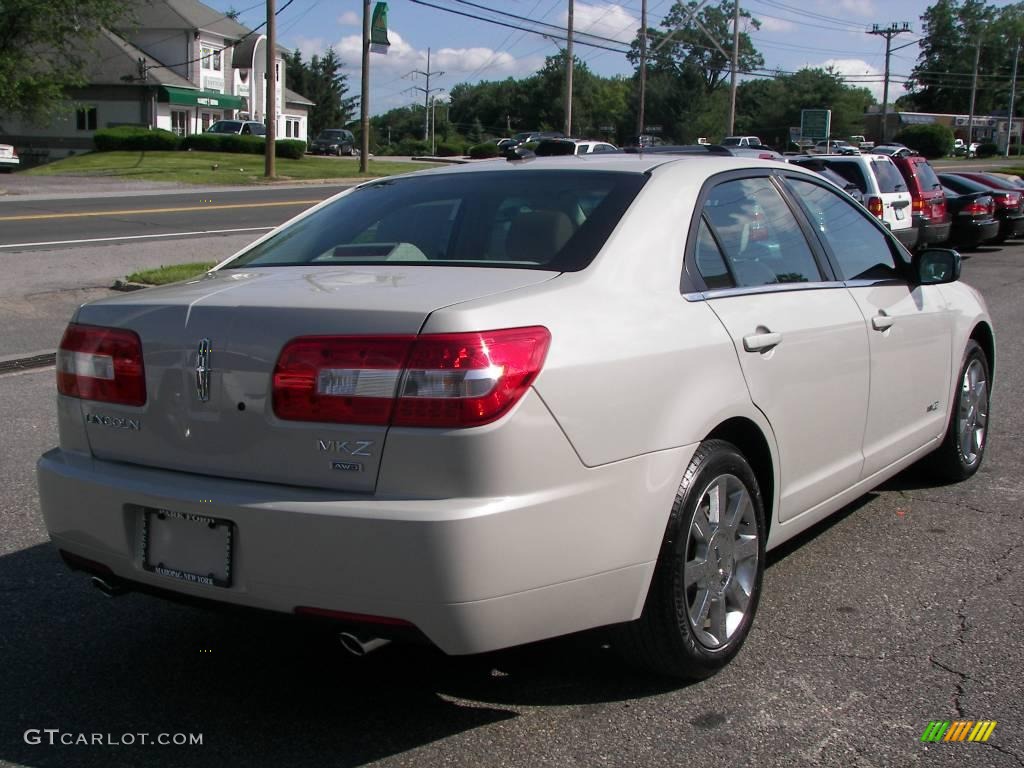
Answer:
xmin=25 ymin=151 xmax=436 ymax=185
xmin=126 ymin=262 xmax=218 ymax=285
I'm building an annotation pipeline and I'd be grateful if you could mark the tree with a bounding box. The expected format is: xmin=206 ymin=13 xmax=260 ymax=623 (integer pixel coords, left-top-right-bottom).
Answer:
xmin=285 ymin=47 xmax=357 ymax=138
xmin=0 ymin=0 xmax=130 ymax=126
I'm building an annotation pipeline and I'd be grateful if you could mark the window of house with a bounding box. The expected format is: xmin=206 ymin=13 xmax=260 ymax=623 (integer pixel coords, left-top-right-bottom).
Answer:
xmin=285 ymin=118 xmax=300 ymax=138
xmin=201 ymin=47 xmax=222 ymax=71
xmin=171 ymin=110 xmax=189 ymax=137
xmin=76 ymin=107 xmax=98 ymax=131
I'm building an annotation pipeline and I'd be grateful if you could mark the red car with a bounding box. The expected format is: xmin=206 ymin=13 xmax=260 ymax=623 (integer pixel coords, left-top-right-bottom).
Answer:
xmin=890 ymin=155 xmax=951 ymax=247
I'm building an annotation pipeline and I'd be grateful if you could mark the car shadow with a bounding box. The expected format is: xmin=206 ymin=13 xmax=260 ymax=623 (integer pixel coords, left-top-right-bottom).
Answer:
xmin=0 ymin=543 xmax=681 ymax=768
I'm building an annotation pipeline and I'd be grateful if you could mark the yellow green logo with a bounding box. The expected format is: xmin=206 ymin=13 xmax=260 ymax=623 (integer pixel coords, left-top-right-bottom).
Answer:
xmin=921 ymin=721 xmax=997 ymax=742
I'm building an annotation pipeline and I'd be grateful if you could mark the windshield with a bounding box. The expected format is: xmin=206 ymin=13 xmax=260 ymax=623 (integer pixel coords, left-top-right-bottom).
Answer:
xmin=721 ymin=138 xmax=741 ymax=146
xmin=318 ymin=131 xmax=347 ymax=140
xmin=223 ymin=170 xmax=647 ymax=272
xmin=207 ymin=121 xmax=242 ymax=134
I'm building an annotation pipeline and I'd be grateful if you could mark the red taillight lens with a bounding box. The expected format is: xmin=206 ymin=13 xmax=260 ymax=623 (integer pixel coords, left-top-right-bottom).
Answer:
xmin=962 ymin=201 xmax=988 ymax=215
xmin=997 ymin=191 xmax=1021 ymax=209
xmin=57 ymin=323 xmax=146 ymax=406
xmin=272 ymin=336 xmax=414 ymax=424
xmin=867 ymin=196 xmax=883 ymax=218
xmin=272 ymin=327 xmax=551 ymax=428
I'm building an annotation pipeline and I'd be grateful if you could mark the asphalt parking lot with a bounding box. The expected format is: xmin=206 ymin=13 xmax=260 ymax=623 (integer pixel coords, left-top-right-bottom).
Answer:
xmin=0 ymin=244 xmax=1022 ymax=768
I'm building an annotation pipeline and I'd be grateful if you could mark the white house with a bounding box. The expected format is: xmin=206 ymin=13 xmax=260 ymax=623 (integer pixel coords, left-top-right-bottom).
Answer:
xmin=0 ymin=0 xmax=313 ymax=164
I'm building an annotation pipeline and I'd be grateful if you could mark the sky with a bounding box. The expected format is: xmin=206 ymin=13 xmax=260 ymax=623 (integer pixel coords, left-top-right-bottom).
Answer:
xmin=205 ymin=0 xmax=1020 ymax=116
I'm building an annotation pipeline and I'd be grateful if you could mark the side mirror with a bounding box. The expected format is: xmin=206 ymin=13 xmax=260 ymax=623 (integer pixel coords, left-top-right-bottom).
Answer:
xmin=914 ymin=248 xmax=961 ymax=285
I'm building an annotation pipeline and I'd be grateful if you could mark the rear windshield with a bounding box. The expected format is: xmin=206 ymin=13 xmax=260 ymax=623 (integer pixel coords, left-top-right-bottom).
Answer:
xmin=814 ymin=160 xmax=867 ymax=192
xmin=223 ymin=170 xmax=648 ymax=272
xmin=319 ymin=130 xmax=349 ymax=140
xmin=871 ymin=159 xmax=906 ymax=193
xmin=940 ymin=175 xmax=989 ymax=195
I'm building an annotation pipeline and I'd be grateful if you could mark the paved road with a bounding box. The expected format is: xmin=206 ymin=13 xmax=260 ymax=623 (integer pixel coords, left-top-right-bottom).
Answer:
xmin=0 ymin=185 xmax=352 ymax=250
xmin=0 ymin=249 xmax=1021 ymax=767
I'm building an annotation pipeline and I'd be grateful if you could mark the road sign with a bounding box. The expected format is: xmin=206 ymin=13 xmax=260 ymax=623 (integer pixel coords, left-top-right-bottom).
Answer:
xmin=800 ymin=109 xmax=831 ymax=141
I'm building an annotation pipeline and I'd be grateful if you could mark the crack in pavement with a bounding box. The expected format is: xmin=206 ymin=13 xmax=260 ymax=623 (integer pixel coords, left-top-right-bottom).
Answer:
xmin=987 ymin=743 xmax=1024 ymax=768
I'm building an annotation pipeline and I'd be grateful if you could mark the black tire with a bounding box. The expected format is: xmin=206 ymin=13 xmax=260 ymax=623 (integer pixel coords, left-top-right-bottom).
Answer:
xmin=924 ymin=340 xmax=991 ymax=482
xmin=616 ymin=439 xmax=766 ymax=679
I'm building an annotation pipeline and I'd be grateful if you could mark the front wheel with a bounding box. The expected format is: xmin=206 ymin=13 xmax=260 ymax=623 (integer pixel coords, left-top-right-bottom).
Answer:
xmin=616 ymin=439 xmax=766 ymax=679
xmin=924 ymin=340 xmax=990 ymax=481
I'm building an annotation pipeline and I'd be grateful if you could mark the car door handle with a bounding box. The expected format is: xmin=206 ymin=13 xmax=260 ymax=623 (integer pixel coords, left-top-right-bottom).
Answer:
xmin=743 ymin=331 xmax=782 ymax=352
xmin=872 ymin=314 xmax=895 ymax=331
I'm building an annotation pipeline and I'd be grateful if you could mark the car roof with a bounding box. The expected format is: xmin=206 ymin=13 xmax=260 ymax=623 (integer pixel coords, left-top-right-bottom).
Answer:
xmin=382 ymin=153 xmax=796 ymax=180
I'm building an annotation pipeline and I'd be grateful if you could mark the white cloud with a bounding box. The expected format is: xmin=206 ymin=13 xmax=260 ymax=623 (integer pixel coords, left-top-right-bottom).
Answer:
xmin=337 ymin=11 xmax=360 ymax=26
xmin=816 ymin=58 xmax=908 ymax=102
xmin=291 ymin=35 xmax=328 ymax=63
xmin=832 ymin=0 xmax=875 ymax=16
xmin=757 ymin=16 xmax=796 ymax=34
xmin=571 ymin=2 xmax=639 ymax=45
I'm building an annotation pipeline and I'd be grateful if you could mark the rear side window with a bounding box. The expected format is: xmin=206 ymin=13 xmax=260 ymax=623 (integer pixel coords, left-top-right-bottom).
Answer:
xmin=702 ymin=177 xmax=822 ymax=286
xmin=224 ymin=171 xmax=647 ymax=272
xmin=822 ymin=161 xmax=867 ymax=193
xmin=872 ymin=159 xmax=906 ymax=193
xmin=914 ymin=161 xmax=941 ymax=192
xmin=694 ymin=218 xmax=734 ymax=289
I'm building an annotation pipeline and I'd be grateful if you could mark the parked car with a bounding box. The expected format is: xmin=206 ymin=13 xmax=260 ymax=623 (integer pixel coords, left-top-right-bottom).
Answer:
xmin=630 ymin=134 xmax=665 ymax=148
xmin=942 ymin=188 xmax=999 ymax=250
xmin=0 ymin=144 xmax=19 ymax=172
xmin=785 ymin=157 xmax=864 ymax=203
xmin=986 ymin=172 xmax=1024 ymax=189
xmin=206 ymin=120 xmax=266 ymax=136
xmin=39 ymin=156 xmax=993 ymax=680
xmin=533 ymin=139 xmax=619 ymax=156
xmin=953 ymin=139 xmax=980 ymax=157
xmin=947 ymin=171 xmax=1024 ymax=194
xmin=310 ymin=129 xmax=355 ymax=156
xmin=812 ymin=139 xmax=859 ymax=155
xmin=890 ymin=154 xmax=951 ymax=247
xmin=872 ymin=143 xmax=916 ymax=158
xmin=626 ymin=144 xmax=783 ymax=160
xmin=721 ymin=135 xmax=764 ymax=147
xmin=849 ymin=135 xmax=875 ymax=151
xmin=939 ymin=173 xmax=1024 ymax=242
xmin=789 ymin=153 xmax=918 ymax=250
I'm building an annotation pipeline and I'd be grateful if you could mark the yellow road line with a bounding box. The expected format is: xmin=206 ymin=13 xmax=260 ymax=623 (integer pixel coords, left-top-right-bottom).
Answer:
xmin=0 ymin=199 xmax=324 ymax=222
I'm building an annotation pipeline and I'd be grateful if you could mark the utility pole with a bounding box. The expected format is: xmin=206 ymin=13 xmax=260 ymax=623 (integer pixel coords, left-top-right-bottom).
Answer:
xmin=410 ymin=48 xmax=444 ymax=142
xmin=359 ymin=0 xmax=370 ymax=173
xmin=1008 ymin=40 xmax=1020 ymax=157
xmin=264 ymin=0 xmax=276 ymax=178
xmin=867 ymin=22 xmax=911 ymax=143
xmin=728 ymin=0 xmax=739 ymax=137
xmin=565 ymin=0 xmax=574 ymax=136
xmin=637 ymin=0 xmax=647 ymax=138
xmin=967 ymin=34 xmax=982 ymax=149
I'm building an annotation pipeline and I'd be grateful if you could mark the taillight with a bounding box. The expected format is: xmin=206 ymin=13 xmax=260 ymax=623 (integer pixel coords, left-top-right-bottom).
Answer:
xmin=867 ymin=196 xmax=883 ymax=218
xmin=912 ymin=197 xmax=924 ymax=213
xmin=272 ymin=327 xmax=551 ymax=428
xmin=996 ymin=191 xmax=1021 ymax=209
xmin=962 ymin=200 xmax=993 ymax=216
xmin=57 ymin=324 xmax=146 ymax=406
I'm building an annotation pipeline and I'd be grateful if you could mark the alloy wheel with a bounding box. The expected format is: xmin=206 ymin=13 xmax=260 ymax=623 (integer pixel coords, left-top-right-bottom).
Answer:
xmin=959 ymin=358 xmax=989 ymax=466
xmin=684 ymin=473 xmax=760 ymax=649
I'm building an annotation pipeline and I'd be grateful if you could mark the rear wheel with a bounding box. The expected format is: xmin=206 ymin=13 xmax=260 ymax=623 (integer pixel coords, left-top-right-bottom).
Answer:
xmin=925 ymin=340 xmax=990 ymax=481
xmin=617 ymin=439 xmax=765 ymax=679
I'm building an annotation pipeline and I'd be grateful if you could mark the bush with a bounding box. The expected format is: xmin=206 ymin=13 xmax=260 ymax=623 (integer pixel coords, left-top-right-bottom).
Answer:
xmin=894 ymin=124 xmax=954 ymax=159
xmin=393 ymin=138 xmax=430 ymax=156
xmin=275 ymin=140 xmax=306 ymax=159
xmin=468 ymin=143 xmax=500 ymax=159
xmin=93 ymin=126 xmax=181 ymax=152
xmin=436 ymin=142 xmax=466 ymax=157
xmin=976 ymin=142 xmax=998 ymax=158
xmin=181 ymin=134 xmax=305 ymax=158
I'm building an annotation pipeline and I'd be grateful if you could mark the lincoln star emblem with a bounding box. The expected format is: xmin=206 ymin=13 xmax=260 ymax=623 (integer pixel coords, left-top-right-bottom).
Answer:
xmin=195 ymin=338 xmax=212 ymax=402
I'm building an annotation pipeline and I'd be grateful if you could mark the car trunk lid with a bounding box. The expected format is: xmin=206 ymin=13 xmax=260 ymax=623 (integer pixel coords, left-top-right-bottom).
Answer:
xmin=71 ymin=265 xmax=557 ymax=492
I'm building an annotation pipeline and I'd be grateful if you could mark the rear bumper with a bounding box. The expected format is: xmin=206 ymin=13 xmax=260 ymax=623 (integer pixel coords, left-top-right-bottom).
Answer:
xmin=915 ymin=216 xmax=952 ymax=247
xmin=893 ymin=224 xmax=920 ymax=250
xmin=38 ymin=437 xmax=692 ymax=654
xmin=999 ymin=212 xmax=1024 ymax=238
xmin=953 ymin=217 xmax=1000 ymax=247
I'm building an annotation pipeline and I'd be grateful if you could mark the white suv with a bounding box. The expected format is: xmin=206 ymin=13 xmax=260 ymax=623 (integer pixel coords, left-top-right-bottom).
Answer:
xmin=792 ymin=153 xmax=918 ymax=250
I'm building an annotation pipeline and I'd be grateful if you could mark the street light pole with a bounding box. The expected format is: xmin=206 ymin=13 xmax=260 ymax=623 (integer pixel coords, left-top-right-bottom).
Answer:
xmin=637 ymin=0 xmax=647 ymax=138
xmin=1007 ymin=39 xmax=1020 ymax=157
xmin=359 ymin=0 xmax=370 ymax=173
xmin=727 ymin=0 xmax=739 ymax=137
xmin=564 ymin=0 xmax=573 ymax=136
xmin=264 ymin=0 xmax=276 ymax=178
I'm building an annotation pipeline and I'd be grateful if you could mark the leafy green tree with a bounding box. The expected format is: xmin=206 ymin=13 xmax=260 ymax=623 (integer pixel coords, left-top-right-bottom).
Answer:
xmin=895 ymin=123 xmax=955 ymax=157
xmin=0 ymin=0 xmax=130 ymax=125
xmin=286 ymin=47 xmax=357 ymax=138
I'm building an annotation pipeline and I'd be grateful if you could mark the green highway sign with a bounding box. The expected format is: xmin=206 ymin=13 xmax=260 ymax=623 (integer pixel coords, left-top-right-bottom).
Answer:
xmin=800 ymin=109 xmax=831 ymax=141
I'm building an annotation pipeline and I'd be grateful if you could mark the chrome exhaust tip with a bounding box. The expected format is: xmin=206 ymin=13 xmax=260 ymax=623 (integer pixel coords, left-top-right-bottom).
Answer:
xmin=338 ymin=631 xmax=391 ymax=656
xmin=91 ymin=575 xmax=128 ymax=597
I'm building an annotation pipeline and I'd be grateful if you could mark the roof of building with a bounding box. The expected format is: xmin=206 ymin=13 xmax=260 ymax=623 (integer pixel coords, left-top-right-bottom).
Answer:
xmin=285 ymin=88 xmax=314 ymax=107
xmin=86 ymin=28 xmax=197 ymax=89
xmin=131 ymin=0 xmax=252 ymax=39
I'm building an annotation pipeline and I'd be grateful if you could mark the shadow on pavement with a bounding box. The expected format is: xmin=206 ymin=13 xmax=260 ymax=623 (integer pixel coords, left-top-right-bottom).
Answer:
xmin=0 ymin=543 xmax=679 ymax=768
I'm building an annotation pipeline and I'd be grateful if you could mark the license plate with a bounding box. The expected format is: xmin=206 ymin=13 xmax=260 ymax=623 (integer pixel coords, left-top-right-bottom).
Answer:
xmin=142 ymin=508 xmax=234 ymax=587
xmin=894 ymin=207 xmax=906 ymax=220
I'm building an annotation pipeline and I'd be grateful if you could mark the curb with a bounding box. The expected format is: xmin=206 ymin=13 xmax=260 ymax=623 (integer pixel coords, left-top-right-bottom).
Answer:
xmin=0 ymin=349 xmax=57 ymax=373
xmin=111 ymin=279 xmax=150 ymax=292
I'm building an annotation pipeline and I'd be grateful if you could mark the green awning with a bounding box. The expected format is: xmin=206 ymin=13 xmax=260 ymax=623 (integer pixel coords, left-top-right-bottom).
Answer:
xmin=160 ymin=86 xmax=246 ymax=110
